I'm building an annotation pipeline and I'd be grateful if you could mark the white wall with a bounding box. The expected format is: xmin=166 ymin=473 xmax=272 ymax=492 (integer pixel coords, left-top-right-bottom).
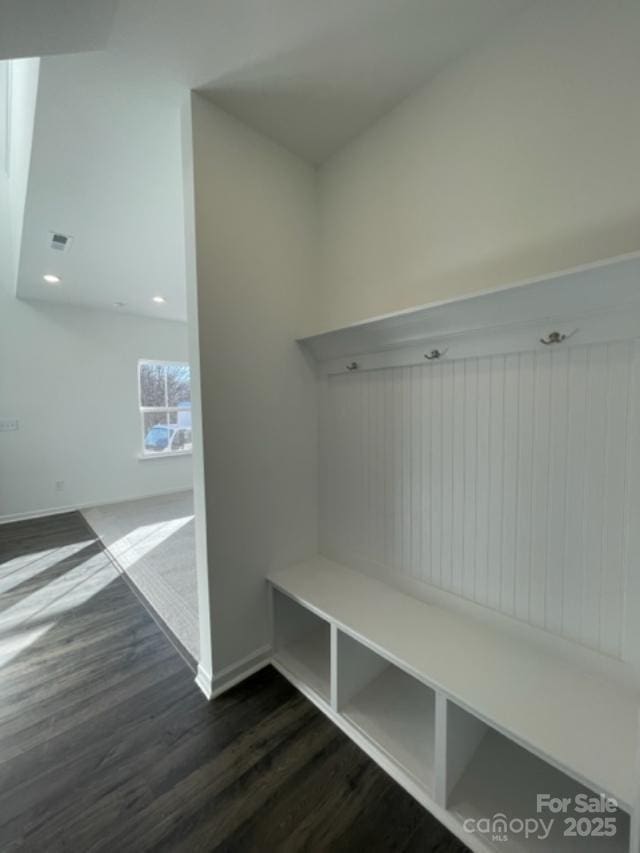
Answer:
xmin=189 ymin=94 xmax=318 ymax=679
xmin=181 ymin=1 xmax=640 ymax=692
xmin=318 ymin=0 xmax=640 ymax=330
xmin=0 ymin=287 xmax=192 ymax=520
xmin=320 ymin=340 xmax=638 ymax=668
xmin=0 ymin=55 xmax=192 ymax=522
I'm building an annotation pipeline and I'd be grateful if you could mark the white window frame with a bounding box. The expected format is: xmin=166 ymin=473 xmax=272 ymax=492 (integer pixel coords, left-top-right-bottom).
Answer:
xmin=138 ymin=358 xmax=192 ymax=459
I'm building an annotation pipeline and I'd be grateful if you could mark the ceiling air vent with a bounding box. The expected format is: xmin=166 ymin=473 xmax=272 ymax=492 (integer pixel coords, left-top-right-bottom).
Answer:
xmin=49 ymin=232 xmax=73 ymax=253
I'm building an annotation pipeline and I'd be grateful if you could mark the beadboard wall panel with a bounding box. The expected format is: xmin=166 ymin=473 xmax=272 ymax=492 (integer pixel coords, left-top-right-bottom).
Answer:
xmin=319 ymin=340 xmax=639 ymax=661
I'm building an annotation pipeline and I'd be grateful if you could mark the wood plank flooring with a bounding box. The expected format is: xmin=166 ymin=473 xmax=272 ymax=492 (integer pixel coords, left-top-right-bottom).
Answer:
xmin=0 ymin=512 xmax=468 ymax=852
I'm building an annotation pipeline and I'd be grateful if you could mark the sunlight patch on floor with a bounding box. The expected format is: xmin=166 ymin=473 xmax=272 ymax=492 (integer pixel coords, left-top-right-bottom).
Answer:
xmin=0 ymin=542 xmax=94 ymax=594
xmin=107 ymin=515 xmax=194 ymax=571
xmin=0 ymin=553 xmax=117 ymax=668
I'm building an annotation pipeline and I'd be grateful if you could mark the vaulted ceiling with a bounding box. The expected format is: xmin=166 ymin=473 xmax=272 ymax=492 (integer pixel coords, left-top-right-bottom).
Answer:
xmin=109 ymin=0 xmax=530 ymax=163
xmin=5 ymin=0 xmax=531 ymax=320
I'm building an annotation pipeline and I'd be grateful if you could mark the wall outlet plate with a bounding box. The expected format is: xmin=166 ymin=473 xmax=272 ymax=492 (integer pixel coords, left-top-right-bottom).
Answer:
xmin=0 ymin=418 xmax=19 ymax=432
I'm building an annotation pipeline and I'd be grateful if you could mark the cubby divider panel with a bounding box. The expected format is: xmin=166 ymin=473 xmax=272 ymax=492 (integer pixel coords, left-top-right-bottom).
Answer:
xmin=336 ymin=630 xmax=436 ymax=793
xmin=272 ymin=589 xmax=331 ymax=702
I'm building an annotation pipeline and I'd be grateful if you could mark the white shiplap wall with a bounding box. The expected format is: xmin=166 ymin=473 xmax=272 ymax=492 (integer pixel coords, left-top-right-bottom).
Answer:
xmin=319 ymin=340 xmax=639 ymax=661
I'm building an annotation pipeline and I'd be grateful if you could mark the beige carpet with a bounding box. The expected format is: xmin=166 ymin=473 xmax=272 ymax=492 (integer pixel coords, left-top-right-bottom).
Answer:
xmin=82 ymin=491 xmax=199 ymax=659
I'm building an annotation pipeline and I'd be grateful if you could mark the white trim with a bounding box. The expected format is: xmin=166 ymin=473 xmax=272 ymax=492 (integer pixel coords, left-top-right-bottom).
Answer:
xmin=210 ymin=659 xmax=271 ymax=699
xmin=138 ymin=358 xmax=191 ymax=368
xmin=140 ymin=407 xmax=191 ymax=413
xmin=137 ymin=450 xmax=192 ymax=461
xmin=0 ymin=504 xmax=81 ymax=525
xmin=195 ymin=663 xmax=214 ymax=699
xmin=0 ymin=485 xmax=193 ymax=525
xmin=194 ymin=645 xmax=273 ymax=700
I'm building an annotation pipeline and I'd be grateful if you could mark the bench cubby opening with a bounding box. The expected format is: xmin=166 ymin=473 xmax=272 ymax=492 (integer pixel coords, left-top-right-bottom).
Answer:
xmin=445 ymin=700 xmax=631 ymax=852
xmin=336 ymin=629 xmax=436 ymax=793
xmin=272 ymin=589 xmax=331 ymax=702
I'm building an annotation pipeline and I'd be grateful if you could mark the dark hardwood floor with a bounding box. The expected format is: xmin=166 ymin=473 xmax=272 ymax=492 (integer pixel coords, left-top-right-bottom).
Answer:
xmin=0 ymin=511 xmax=468 ymax=852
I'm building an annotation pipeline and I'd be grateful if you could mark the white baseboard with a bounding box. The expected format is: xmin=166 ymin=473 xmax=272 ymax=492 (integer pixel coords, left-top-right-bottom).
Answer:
xmin=0 ymin=485 xmax=193 ymax=525
xmin=194 ymin=645 xmax=272 ymax=700
xmin=195 ymin=663 xmax=214 ymax=699
xmin=0 ymin=504 xmax=79 ymax=525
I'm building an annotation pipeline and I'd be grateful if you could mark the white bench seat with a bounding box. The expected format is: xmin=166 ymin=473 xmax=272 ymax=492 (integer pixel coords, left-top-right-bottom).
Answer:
xmin=269 ymin=556 xmax=639 ymax=812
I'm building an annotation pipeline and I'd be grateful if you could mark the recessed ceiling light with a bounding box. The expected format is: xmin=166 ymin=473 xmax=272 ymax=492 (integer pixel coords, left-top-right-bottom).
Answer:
xmin=43 ymin=274 xmax=61 ymax=284
xmin=152 ymin=295 xmax=166 ymax=304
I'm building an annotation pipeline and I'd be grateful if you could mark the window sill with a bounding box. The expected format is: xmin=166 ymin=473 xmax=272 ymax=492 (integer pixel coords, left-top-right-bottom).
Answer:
xmin=137 ymin=450 xmax=193 ymax=461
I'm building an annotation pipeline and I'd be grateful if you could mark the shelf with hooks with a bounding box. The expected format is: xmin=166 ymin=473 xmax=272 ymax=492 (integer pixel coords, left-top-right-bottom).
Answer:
xmin=298 ymin=252 xmax=640 ymax=375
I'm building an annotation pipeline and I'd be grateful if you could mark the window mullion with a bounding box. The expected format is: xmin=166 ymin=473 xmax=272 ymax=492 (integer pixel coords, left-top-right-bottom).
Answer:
xmin=164 ymin=364 xmax=169 ymax=409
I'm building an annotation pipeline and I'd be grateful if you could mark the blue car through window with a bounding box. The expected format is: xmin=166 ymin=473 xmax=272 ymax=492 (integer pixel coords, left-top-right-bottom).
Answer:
xmin=144 ymin=425 xmax=171 ymax=451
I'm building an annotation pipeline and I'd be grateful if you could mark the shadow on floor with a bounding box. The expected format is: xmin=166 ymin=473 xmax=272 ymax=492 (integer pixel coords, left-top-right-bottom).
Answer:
xmin=0 ymin=511 xmax=468 ymax=853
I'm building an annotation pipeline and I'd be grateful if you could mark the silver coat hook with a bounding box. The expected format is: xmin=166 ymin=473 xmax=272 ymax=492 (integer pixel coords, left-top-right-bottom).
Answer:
xmin=346 ymin=361 xmax=359 ymax=371
xmin=424 ymin=349 xmax=443 ymax=361
xmin=540 ymin=331 xmax=567 ymax=346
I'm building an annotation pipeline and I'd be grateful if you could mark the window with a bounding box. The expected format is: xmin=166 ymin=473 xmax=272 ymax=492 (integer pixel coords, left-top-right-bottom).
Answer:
xmin=138 ymin=360 xmax=192 ymax=456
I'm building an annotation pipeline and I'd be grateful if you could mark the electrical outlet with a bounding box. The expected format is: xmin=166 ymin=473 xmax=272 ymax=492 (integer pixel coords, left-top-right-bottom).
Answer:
xmin=55 ymin=480 xmax=65 ymax=492
xmin=0 ymin=418 xmax=19 ymax=432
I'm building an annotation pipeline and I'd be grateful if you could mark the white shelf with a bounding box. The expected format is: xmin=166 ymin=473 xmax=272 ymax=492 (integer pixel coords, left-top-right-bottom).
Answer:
xmin=269 ymin=557 xmax=639 ymax=811
xmin=449 ymin=729 xmax=630 ymax=852
xmin=342 ymin=663 xmax=435 ymax=792
xmin=298 ymin=251 xmax=640 ymax=365
xmin=274 ymin=626 xmax=331 ymax=702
